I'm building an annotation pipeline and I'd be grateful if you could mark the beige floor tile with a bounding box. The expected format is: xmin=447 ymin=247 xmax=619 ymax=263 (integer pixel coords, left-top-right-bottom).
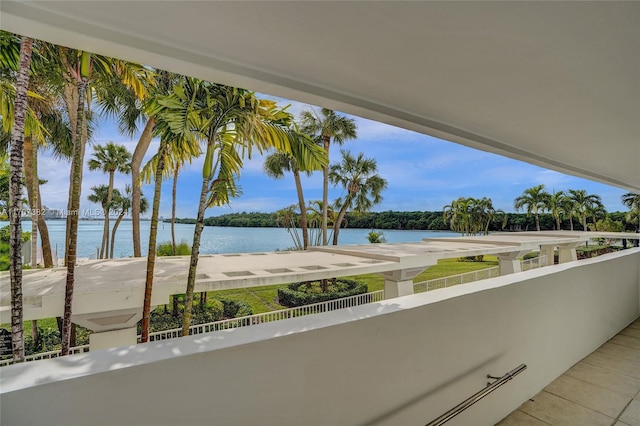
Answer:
xmin=614 ymin=422 xmax=633 ymax=426
xmin=519 ymin=391 xmax=614 ymax=426
xmin=621 ymin=327 xmax=640 ymax=339
xmin=496 ymin=409 xmax=550 ymax=425
xmin=619 ymin=399 xmax=640 ymax=425
xmin=598 ymin=342 xmax=640 ymax=364
xmin=627 ymin=321 xmax=640 ymax=331
xmin=564 ymin=361 xmax=640 ymax=398
xmin=544 ymin=374 xmax=631 ymax=418
xmin=583 ymin=351 xmax=640 ymax=379
xmin=610 ymin=334 xmax=640 ymax=350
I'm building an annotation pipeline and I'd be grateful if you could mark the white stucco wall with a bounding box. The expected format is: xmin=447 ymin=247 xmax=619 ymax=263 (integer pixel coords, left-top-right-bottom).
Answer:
xmin=1 ymin=249 xmax=639 ymax=426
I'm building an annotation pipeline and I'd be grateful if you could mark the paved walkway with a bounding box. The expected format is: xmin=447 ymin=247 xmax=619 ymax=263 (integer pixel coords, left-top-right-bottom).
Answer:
xmin=498 ymin=317 xmax=640 ymax=425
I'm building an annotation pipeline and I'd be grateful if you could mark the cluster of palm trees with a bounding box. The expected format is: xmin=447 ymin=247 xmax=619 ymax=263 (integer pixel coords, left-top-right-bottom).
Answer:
xmin=87 ymin=142 xmax=150 ymax=259
xmin=2 ymin=32 xmax=327 ymax=359
xmin=513 ymin=185 xmax=607 ymax=231
xmin=442 ymin=185 xmax=640 ymax=235
xmin=265 ymin=108 xmax=387 ymax=249
xmin=442 ymin=197 xmax=503 ymax=236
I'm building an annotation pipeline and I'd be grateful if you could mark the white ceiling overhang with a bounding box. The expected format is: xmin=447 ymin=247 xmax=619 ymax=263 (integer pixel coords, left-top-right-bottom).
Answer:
xmin=1 ymin=1 xmax=639 ymax=191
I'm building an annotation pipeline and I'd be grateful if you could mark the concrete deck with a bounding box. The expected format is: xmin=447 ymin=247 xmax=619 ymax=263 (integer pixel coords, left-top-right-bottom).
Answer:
xmin=498 ymin=317 xmax=640 ymax=426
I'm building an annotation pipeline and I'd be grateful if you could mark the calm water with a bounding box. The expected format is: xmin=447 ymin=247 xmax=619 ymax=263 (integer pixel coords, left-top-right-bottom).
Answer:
xmin=2 ymin=220 xmax=458 ymax=258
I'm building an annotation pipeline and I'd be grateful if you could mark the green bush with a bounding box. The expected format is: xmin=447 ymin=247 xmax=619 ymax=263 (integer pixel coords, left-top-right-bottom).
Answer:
xmin=219 ymin=299 xmax=253 ymax=318
xmin=457 ymin=255 xmax=485 ymax=262
xmin=277 ymin=279 xmax=368 ymax=307
xmin=157 ymin=240 xmax=191 ymax=256
xmin=137 ymin=298 xmax=254 ymax=335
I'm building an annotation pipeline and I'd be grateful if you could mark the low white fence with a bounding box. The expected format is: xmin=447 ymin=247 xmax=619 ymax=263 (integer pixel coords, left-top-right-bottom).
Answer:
xmin=1 ymin=256 xmax=547 ymax=366
xmin=145 ymin=290 xmax=386 ymax=342
xmin=413 ymin=255 xmax=547 ymax=293
xmin=0 ymin=345 xmax=89 ymax=367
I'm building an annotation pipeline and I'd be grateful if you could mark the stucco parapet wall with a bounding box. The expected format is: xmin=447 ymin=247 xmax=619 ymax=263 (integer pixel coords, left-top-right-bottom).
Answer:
xmin=0 ymin=231 xmax=631 ymax=324
xmin=1 ymin=247 xmax=637 ymax=398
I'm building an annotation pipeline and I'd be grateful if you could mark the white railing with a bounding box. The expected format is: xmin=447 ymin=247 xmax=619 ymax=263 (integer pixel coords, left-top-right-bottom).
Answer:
xmin=0 ymin=344 xmax=89 ymax=367
xmin=144 ymin=291 xmax=386 ymax=342
xmin=521 ymin=255 xmax=548 ymax=271
xmin=1 ymin=256 xmax=548 ymax=366
xmin=413 ymin=255 xmax=547 ymax=293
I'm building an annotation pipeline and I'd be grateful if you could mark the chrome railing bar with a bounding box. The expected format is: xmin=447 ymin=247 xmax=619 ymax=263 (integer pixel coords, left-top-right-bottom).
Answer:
xmin=426 ymin=364 xmax=527 ymax=426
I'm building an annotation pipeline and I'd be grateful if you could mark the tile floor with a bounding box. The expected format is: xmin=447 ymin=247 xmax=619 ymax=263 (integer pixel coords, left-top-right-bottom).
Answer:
xmin=498 ymin=317 xmax=640 ymax=426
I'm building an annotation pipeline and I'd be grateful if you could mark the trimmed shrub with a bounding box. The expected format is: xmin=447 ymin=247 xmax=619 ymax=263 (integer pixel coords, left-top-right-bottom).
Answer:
xmin=157 ymin=240 xmax=191 ymax=256
xmin=218 ymin=299 xmax=253 ymax=318
xmin=277 ymin=279 xmax=368 ymax=307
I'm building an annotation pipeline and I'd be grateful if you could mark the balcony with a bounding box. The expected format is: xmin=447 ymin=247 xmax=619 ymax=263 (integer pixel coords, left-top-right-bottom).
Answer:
xmin=1 ymin=242 xmax=638 ymax=425
xmin=499 ymin=316 xmax=640 ymax=425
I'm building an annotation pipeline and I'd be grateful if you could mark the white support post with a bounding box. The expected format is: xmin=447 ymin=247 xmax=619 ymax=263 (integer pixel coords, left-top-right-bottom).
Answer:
xmin=557 ymin=242 xmax=580 ymax=263
xmin=540 ymin=244 xmax=555 ymax=266
xmin=89 ymin=327 xmax=137 ymax=351
xmin=378 ymin=267 xmax=431 ymax=299
xmin=497 ymin=251 xmax=530 ymax=275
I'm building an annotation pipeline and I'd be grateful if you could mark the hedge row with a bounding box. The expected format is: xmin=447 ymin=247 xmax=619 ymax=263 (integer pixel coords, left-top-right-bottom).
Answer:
xmin=277 ymin=279 xmax=368 ymax=307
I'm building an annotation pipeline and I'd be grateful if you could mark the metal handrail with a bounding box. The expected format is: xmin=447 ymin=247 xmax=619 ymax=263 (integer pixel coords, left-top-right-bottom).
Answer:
xmin=426 ymin=364 xmax=527 ymax=426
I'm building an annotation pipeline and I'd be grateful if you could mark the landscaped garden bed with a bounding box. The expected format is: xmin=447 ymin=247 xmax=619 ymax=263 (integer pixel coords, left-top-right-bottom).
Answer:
xmin=277 ymin=279 xmax=368 ymax=307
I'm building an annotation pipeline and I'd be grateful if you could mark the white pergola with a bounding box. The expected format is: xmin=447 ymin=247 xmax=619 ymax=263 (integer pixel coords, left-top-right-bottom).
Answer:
xmin=3 ymin=231 xmax=636 ymax=349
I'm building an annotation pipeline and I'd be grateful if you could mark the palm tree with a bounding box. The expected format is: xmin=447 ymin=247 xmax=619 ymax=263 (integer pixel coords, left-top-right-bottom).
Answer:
xmin=300 ymin=108 xmax=356 ymax=245
xmin=621 ymin=193 xmax=640 ymax=233
xmin=141 ymin=130 xmax=199 ymax=257
xmin=275 ymin=204 xmax=304 ymax=250
xmin=514 ymin=184 xmax=548 ymax=231
xmin=148 ymin=78 xmax=327 ymax=337
xmin=87 ymin=142 xmax=132 ymax=258
xmin=567 ymin=189 xmax=603 ymax=231
xmin=544 ymin=190 xmax=566 ymax=230
xmin=264 ymin=151 xmax=312 ymax=249
xmin=476 ymin=197 xmax=498 ymax=235
xmin=306 ymin=200 xmax=334 ymax=246
xmin=109 ymin=185 xmax=147 ymax=259
xmin=87 ymin=184 xmax=111 ymax=252
xmin=139 ymin=137 xmax=170 ymax=343
xmin=8 ymin=35 xmax=33 ymax=362
xmin=329 ymin=150 xmax=387 ymax=245
xmin=443 ymin=197 xmax=484 ymax=236
xmin=97 ymin=68 xmax=174 ymax=257
xmin=1 ymin=34 xmax=58 ymax=269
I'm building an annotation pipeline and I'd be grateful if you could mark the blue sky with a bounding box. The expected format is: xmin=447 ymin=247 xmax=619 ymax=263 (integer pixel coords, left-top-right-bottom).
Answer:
xmin=37 ymin=95 xmax=629 ymax=220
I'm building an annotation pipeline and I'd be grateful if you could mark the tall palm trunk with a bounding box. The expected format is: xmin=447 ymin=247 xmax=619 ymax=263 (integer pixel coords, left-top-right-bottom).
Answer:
xmin=110 ymin=210 xmax=126 ymax=259
xmin=24 ymin=137 xmax=38 ymax=268
xmin=100 ymin=171 xmax=114 ymax=258
xmin=534 ymin=210 xmax=541 ymax=231
xmin=61 ymin=66 xmax=89 ymax=356
xmin=292 ymin=169 xmax=308 ymax=249
xmin=9 ymin=36 xmax=33 ymax=362
xmin=141 ymin=142 xmax=168 ymax=343
xmin=171 ymin=165 xmax=178 ymax=255
xmin=132 ymin=118 xmax=155 ymax=257
xmin=36 ymin=186 xmax=53 ymax=267
xmin=321 ymin=135 xmax=330 ymax=245
xmin=182 ymin=171 xmax=211 ymax=336
xmin=332 ymin=198 xmax=351 ymax=246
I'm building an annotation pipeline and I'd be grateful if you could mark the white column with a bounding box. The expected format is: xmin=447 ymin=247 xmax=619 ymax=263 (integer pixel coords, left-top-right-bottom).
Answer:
xmin=89 ymin=327 xmax=137 ymax=351
xmin=497 ymin=251 xmax=530 ymax=275
xmin=540 ymin=245 xmax=555 ymax=266
xmin=557 ymin=243 xmax=580 ymax=263
xmin=378 ymin=267 xmax=431 ymax=299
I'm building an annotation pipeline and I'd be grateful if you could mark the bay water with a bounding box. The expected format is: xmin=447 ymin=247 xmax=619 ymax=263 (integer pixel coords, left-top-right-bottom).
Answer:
xmin=1 ymin=220 xmax=458 ymax=259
